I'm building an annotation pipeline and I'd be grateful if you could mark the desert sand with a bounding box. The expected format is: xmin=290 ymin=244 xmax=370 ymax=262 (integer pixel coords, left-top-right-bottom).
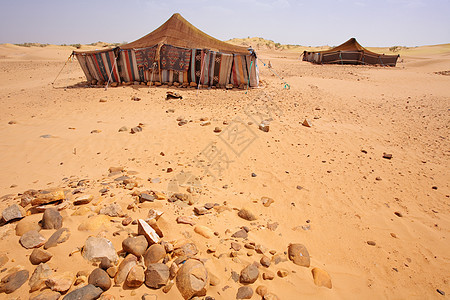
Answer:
xmin=0 ymin=42 xmax=449 ymax=299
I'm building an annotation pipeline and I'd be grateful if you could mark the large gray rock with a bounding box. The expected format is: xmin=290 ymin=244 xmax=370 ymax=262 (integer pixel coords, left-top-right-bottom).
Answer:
xmin=41 ymin=207 xmax=63 ymax=229
xmin=29 ymin=263 xmax=52 ymax=292
xmin=88 ymin=268 xmax=111 ymax=291
xmin=122 ymin=235 xmax=148 ymax=257
xmin=240 ymin=264 xmax=259 ymax=284
xmin=2 ymin=204 xmax=25 ymax=223
xmin=82 ymin=237 xmax=118 ymax=264
xmin=62 ymin=284 xmax=103 ymax=300
xmin=19 ymin=230 xmax=46 ymax=249
xmin=0 ymin=269 xmax=29 ymax=294
xmin=288 ymin=243 xmax=310 ymax=267
xmin=114 ymin=254 xmax=137 ymax=285
xmin=44 ymin=227 xmax=70 ymax=249
xmin=175 ymin=259 xmax=209 ymax=299
xmin=144 ymin=263 xmax=169 ymax=289
xmin=30 ymin=248 xmax=53 ymax=265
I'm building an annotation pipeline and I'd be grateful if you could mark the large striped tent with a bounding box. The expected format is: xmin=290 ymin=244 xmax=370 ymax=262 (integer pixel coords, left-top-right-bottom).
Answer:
xmin=73 ymin=13 xmax=259 ymax=88
xmin=302 ymin=38 xmax=399 ymax=66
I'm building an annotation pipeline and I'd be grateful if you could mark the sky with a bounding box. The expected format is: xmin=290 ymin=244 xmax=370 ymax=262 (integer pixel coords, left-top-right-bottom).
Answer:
xmin=0 ymin=0 xmax=449 ymax=47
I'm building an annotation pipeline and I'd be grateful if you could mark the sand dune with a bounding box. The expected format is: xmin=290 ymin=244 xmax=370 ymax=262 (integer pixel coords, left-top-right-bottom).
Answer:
xmin=0 ymin=43 xmax=448 ymax=299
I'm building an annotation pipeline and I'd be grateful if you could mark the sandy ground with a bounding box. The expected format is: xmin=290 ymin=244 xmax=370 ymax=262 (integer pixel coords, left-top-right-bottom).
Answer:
xmin=0 ymin=43 xmax=449 ymax=299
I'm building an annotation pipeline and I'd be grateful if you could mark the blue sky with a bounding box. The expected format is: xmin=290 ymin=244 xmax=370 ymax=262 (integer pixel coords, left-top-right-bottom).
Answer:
xmin=0 ymin=0 xmax=449 ymax=46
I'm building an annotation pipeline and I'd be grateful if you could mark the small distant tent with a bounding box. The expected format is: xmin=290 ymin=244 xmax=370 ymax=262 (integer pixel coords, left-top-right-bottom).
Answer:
xmin=73 ymin=13 xmax=259 ymax=88
xmin=302 ymin=38 xmax=399 ymax=66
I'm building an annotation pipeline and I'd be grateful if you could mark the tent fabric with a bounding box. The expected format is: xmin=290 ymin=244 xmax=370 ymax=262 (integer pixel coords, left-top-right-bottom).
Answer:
xmin=74 ymin=13 xmax=258 ymax=87
xmin=303 ymin=38 xmax=399 ymax=66
xmin=73 ymin=49 xmax=120 ymax=82
xmin=121 ymin=13 xmax=249 ymax=55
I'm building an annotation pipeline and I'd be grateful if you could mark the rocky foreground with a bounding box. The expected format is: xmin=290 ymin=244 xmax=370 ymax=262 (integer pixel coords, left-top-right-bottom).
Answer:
xmin=0 ymin=166 xmax=331 ymax=299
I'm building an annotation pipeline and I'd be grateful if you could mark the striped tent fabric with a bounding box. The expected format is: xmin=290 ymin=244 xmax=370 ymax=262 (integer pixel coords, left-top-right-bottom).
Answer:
xmin=246 ymin=55 xmax=259 ymax=87
xmin=160 ymin=70 xmax=188 ymax=84
xmin=189 ymin=49 xmax=206 ymax=84
xmin=207 ymin=51 xmax=233 ymax=87
xmin=74 ymin=49 xmax=120 ymax=83
xmin=230 ymin=54 xmax=249 ymax=86
xmin=118 ymin=49 xmax=141 ymax=82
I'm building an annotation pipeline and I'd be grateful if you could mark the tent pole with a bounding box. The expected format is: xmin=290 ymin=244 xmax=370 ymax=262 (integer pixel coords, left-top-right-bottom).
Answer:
xmin=197 ymin=50 xmax=207 ymax=96
xmin=52 ymin=53 xmax=73 ymax=88
xmin=148 ymin=62 xmax=157 ymax=93
xmin=105 ymin=51 xmax=119 ymax=91
xmin=245 ymin=60 xmax=253 ymax=94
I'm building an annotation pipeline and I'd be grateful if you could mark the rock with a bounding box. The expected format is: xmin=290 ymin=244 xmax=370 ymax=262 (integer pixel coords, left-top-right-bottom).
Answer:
xmin=130 ymin=126 xmax=143 ymax=134
xmin=260 ymin=256 xmax=271 ymax=268
xmin=73 ymin=194 xmax=94 ymax=205
xmin=262 ymin=271 xmax=274 ymax=280
xmin=139 ymin=193 xmax=155 ymax=203
xmin=126 ymin=265 xmax=145 ymax=288
xmin=194 ymin=225 xmax=214 ymax=239
xmin=99 ymin=257 xmax=113 ymax=270
xmin=144 ymin=244 xmax=166 ymax=266
xmin=88 ymin=268 xmax=111 ymax=291
xmin=74 ymin=275 xmax=87 ymax=286
xmin=190 ymin=82 xmax=197 ymax=87
xmin=2 ymin=204 xmax=25 ymax=223
xmin=145 ymin=263 xmax=169 ymax=289
xmin=99 ymin=203 xmax=124 ymax=217
xmin=106 ymin=267 xmax=117 ymax=278
xmin=19 ymin=230 xmax=45 ymax=249
xmin=173 ymin=242 xmax=198 ymax=257
xmin=213 ymin=127 xmax=221 ymax=133
xmin=383 ymin=153 xmax=393 ymax=159
xmin=238 ymin=208 xmax=257 ymax=221
xmin=137 ymin=219 xmax=160 ymax=245
xmin=0 ymin=269 xmax=29 ymax=294
xmin=44 ymin=227 xmax=70 ymax=249
xmin=122 ymin=216 xmax=132 ymax=226
xmin=311 ymin=267 xmax=332 ymax=289
xmin=263 ymin=293 xmax=280 ymax=300
xmin=277 ymin=269 xmax=288 ymax=278
xmin=255 ymin=244 xmax=267 ymax=254
xmin=99 ymin=98 xmax=107 ymax=102
xmin=32 ymin=188 xmax=65 ymax=206
xmin=231 ymin=229 xmax=248 ymax=239
xmin=261 ymin=197 xmax=274 ymax=207
xmin=367 ymin=240 xmax=376 ymax=246
xmin=176 ymin=216 xmax=196 ymax=226
xmin=194 ymin=206 xmax=209 ymax=215
xmin=272 ymin=253 xmax=287 ymax=265
xmin=231 ymin=242 xmax=242 ymax=251
xmin=29 ymin=263 xmax=52 ymax=292
xmin=78 ymin=215 xmax=111 ymax=231
xmin=256 ymin=285 xmax=268 ymax=297
xmin=394 ymin=211 xmax=403 ymax=217
xmin=15 ymin=217 xmax=41 ymax=236
xmin=46 ymin=272 xmax=75 ymax=293
xmin=62 ymin=284 xmax=103 ymax=300
xmin=237 ymin=286 xmax=253 ymax=299
xmin=122 ymin=235 xmax=148 ymax=257
xmin=30 ymin=290 xmax=61 ymax=300
xmin=118 ymin=126 xmax=128 ymax=132
xmin=82 ymin=236 xmax=118 ymax=264
xmin=302 ymin=119 xmax=312 ymax=127
xmin=175 ymin=259 xmax=209 ymax=299
xmin=30 ymin=248 xmax=53 ymax=265
xmin=98 ymin=294 xmax=116 ymax=300
xmin=162 ymin=280 xmax=174 ymax=293
xmin=115 ymin=254 xmax=137 ymax=285
xmin=240 ymin=264 xmax=259 ymax=284
xmin=259 ymin=121 xmax=270 ymax=132
xmin=437 ymin=289 xmax=445 ymax=296
xmin=288 ymin=243 xmax=310 ymax=267
xmin=200 ymin=121 xmax=211 ymax=126
xmin=0 ymin=254 xmax=8 ymax=268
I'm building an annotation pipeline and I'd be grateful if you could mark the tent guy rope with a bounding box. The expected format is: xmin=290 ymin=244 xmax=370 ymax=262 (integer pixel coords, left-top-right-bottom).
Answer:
xmin=258 ymin=57 xmax=290 ymax=89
